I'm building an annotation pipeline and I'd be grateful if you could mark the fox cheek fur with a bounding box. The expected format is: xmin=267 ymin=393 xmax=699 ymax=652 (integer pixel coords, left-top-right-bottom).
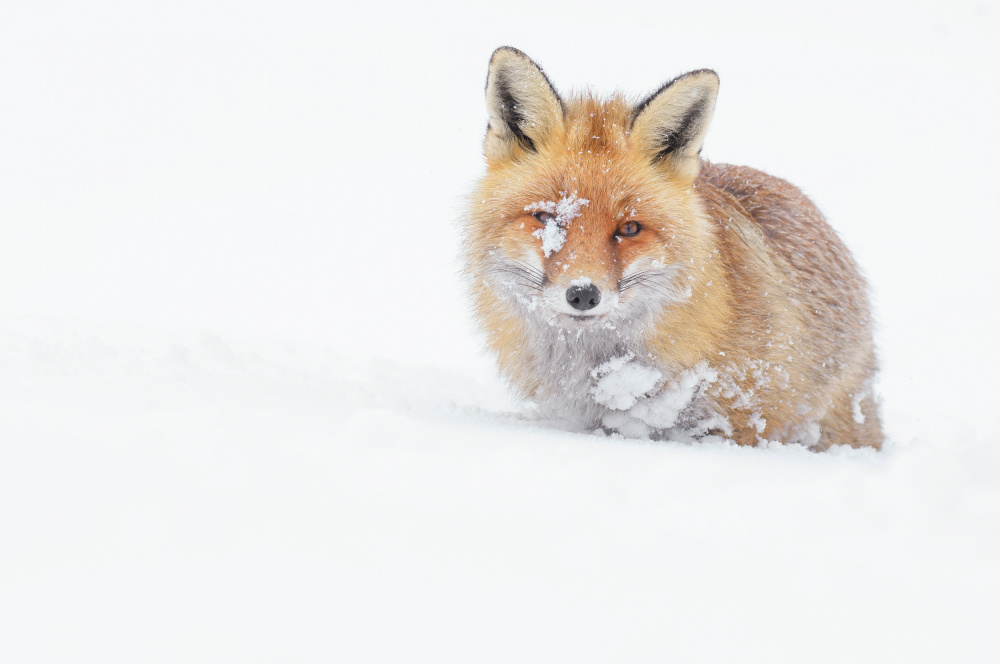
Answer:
xmin=463 ymin=46 xmax=883 ymax=450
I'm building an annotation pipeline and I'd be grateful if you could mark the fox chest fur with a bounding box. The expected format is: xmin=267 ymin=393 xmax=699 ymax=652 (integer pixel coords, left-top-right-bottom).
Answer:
xmin=463 ymin=47 xmax=882 ymax=450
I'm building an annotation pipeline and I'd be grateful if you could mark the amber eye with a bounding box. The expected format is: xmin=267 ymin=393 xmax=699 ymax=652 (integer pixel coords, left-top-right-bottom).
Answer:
xmin=618 ymin=221 xmax=641 ymax=237
xmin=533 ymin=211 xmax=556 ymax=224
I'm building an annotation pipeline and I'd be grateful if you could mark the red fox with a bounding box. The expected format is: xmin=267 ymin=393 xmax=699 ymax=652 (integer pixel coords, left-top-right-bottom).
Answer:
xmin=464 ymin=47 xmax=882 ymax=450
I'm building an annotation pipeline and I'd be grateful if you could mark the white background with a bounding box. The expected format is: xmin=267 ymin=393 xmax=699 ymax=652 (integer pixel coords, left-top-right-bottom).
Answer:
xmin=2 ymin=1 xmax=998 ymax=661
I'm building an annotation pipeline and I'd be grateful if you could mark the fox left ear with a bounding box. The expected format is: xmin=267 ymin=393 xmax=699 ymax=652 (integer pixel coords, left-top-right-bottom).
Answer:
xmin=629 ymin=69 xmax=719 ymax=181
xmin=484 ymin=47 xmax=565 ymax=163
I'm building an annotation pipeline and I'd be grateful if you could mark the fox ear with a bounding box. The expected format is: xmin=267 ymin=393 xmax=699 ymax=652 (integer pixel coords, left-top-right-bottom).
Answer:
xmin=484 ymin=47 xmax=564 ymax=162
xmin=629 ymin=69 xmax=719 ymax=180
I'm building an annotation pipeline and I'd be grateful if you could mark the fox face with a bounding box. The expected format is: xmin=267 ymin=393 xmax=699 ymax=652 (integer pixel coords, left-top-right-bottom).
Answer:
xmin=488 ymin=169 xmax=700 ymax=331
xmin=469 ymin=48 xmax=720 ymax=338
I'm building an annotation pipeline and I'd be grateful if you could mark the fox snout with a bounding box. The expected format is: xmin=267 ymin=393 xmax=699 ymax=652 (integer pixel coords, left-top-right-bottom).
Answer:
xmin=566 ymin=282 xmax=601 ymax=311
xmin=544 ymin=276 xmax=615 ymax=319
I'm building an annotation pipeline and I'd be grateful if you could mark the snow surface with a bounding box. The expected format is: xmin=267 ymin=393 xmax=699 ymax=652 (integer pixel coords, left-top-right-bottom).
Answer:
xmin=2 ymin=2 xmax=1000 ymax=662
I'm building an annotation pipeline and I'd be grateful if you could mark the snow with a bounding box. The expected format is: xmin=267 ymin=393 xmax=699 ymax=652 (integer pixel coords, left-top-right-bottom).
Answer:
xmin=590 ymin=353 xmax=662 ymax=410
xmin=2 ymin=2 xmax=1000 ymax=662
xmin=526 ymin=192 xmax=589 ymax=257
xmin=531 ymin=217 xmax=566 ymax=257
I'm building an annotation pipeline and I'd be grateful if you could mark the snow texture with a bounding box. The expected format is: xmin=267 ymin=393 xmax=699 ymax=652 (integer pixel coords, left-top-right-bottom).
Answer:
xmin=591 ymin=357 xmax=731 ymax=440
xmin=2 ymin=3 xmax=1000 ymax=663
xmin=590 ymin=353 xmax=662 ymax=410
xmin=525 ymin=192 xmax=589 ymax=257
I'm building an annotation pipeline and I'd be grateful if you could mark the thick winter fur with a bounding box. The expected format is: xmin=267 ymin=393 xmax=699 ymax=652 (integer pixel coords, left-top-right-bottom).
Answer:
xmin=464 ymin=47 xmax=882 ymax=450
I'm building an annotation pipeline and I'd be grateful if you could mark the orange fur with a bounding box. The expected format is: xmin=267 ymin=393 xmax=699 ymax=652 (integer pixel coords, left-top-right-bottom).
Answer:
xmin=464 ymin=49 xmax=882 ymax=450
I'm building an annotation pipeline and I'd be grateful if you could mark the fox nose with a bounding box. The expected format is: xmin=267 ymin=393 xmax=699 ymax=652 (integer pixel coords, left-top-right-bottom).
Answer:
xmin=566 ymin=283 xmax=601 ymax=311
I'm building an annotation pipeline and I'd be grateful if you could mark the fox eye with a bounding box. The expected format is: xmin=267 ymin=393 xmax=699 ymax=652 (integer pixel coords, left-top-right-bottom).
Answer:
xmin=618 ymin=221 xmax=641 ymax=237
xmin=533 ymin=211 xmax=556 ymax=224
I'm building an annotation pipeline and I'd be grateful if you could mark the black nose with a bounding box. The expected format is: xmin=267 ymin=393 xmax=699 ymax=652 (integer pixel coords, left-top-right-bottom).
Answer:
xmin=566 ymin=283 xmax=601 ymax=311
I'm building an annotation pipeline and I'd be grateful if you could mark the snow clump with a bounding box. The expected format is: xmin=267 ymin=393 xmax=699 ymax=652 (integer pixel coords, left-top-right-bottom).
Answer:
xmin=525 ymin=192 xmax=589 ymax=257
xmin=591 ymin=353 xmax=663 ymax=411
xmin=591 ymin=356 xmax=727 ymax=439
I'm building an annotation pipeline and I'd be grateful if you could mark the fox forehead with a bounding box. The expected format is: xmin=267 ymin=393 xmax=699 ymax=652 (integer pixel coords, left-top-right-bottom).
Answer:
xmin=484 ymin=95 xmax=687 ymax=225
xmin=561 ymin=95 xmax=633 ymax=153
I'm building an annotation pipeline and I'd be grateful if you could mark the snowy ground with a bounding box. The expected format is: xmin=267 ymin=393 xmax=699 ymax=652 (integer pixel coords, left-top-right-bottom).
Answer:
xmin=2 ymin=1 xmax=999 ymax=662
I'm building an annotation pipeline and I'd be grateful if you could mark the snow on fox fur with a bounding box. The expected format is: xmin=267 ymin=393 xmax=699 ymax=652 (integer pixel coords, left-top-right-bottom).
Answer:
xmin=463 ymin=47 xmax=882 ymax=450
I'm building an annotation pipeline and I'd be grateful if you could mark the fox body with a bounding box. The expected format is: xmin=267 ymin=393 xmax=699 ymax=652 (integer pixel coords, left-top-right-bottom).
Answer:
xmin=464 ymin=47 xmax=882 ymax=450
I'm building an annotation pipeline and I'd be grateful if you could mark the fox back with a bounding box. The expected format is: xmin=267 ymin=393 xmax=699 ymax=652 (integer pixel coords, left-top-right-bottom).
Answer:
xmin=463 ymin=47 xmax=882 ymax=450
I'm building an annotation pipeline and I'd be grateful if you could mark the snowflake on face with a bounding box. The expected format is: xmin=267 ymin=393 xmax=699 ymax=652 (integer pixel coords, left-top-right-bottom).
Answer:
xmin=525 ymin=192 xmax=589 ymax=257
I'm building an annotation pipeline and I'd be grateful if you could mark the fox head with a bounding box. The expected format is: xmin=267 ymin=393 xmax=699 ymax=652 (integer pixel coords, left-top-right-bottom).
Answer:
xmin=467 ymin=47 xmax=721 ymax=357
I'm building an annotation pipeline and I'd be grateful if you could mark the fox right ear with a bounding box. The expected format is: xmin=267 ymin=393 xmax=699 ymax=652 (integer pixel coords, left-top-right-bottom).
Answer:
xmin=629 ymin=69 xmax=719 ymax=181
xmin=484 ymin=47 xmax=564 ymax=163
